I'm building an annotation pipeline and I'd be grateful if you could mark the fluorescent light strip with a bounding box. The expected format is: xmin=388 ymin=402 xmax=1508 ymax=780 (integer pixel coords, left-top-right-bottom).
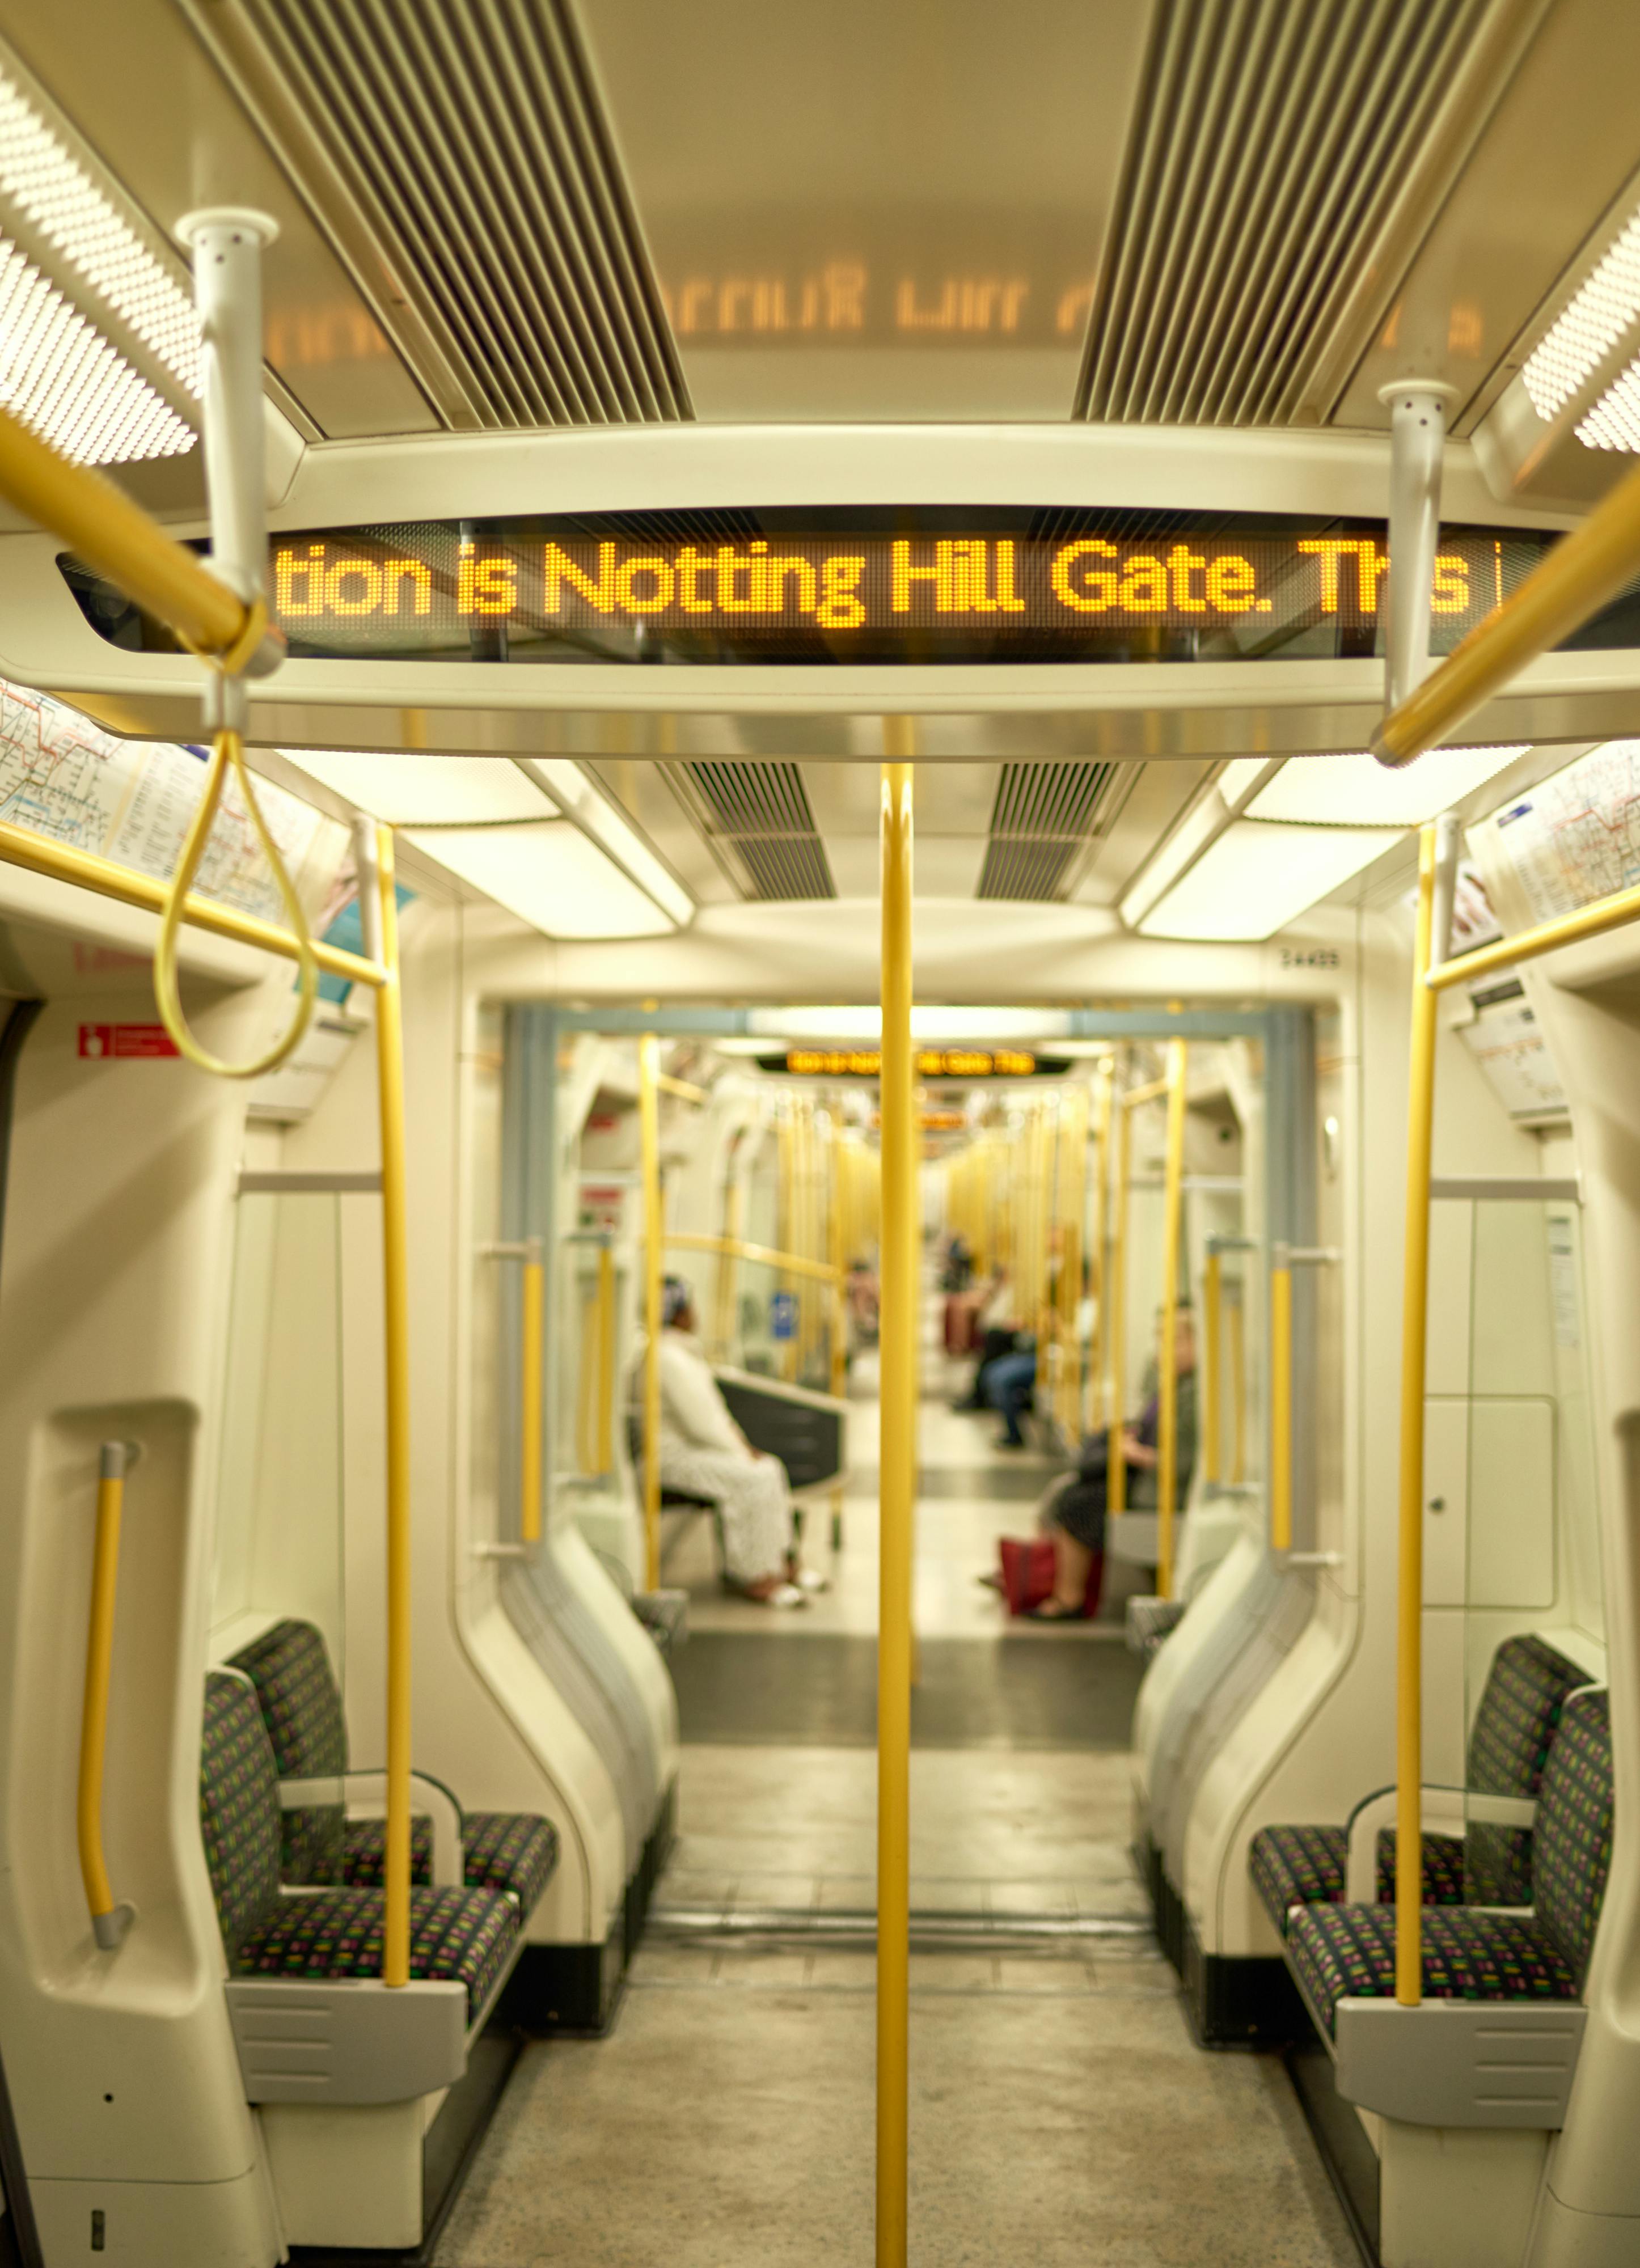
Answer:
xmin=0 ymin=242 xmax=191 ymax=463
xmin=1118 ymin=788 xmax=1234 ymax=930
xmin=519 ymin=758 xmax=694 ymax=927
xmin=281 ymin=750 xmax=550 ymax=825
xmin=1524 ymin=205 xmax=1640 ymax=423
xmin=1577 ymin=353 xmax=1640 ymax=452
xmin=1248 ymin=746 xmax=1531 ymax=827
xmin=403 ymin=820 xmax=676 ymax=940
xmin=1140 ymin=821 xmax=1398 ymax=941
xmin=0 ymin=72 xmax=198 ymax=397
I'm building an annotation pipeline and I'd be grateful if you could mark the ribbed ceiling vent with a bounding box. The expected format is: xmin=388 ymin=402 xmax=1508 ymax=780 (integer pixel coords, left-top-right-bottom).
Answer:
xmin=1078 ymin=0 xmax=1500 ymax=425
xmin=978 ymin=764 xmax=1122 ymax=901
xmin=679 ymin=763 xmax=835 ymax=902
xmin=232 ymin=0 xmax=688 ymax=427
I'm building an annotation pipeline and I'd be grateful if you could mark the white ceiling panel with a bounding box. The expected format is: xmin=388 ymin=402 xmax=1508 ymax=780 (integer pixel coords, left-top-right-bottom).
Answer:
xmin=825 ymin=834 xmax=988 ymax=898
xmin=576 ymin=0 xmax=1155 ymax=421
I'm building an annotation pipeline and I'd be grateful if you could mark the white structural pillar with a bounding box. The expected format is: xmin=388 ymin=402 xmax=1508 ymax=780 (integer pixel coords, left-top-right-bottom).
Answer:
xmin=1378 ymin=379 xmax=1459 ymax=722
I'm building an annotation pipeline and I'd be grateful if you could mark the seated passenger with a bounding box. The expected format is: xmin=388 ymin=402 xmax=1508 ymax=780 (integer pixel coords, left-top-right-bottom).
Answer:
xmin=645 ymin=1278 xmax=816 ymax=1609
xmin=986 ymin=1336 xmax=1039 ymax=1450
xmin=951 ymin=1270 xmax=1023 ymax=1411
xmin=1033 ymin=1306 xmax=1198 ymax=1620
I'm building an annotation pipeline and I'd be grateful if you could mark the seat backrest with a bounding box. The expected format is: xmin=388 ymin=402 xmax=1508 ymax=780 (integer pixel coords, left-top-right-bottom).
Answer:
xmin=228 ymin=1619 xmax=348 ymax=1884
xmin=1533 ymin=1689 xmax=1614 ymax=1990
xmin=1466 ymin=1632 xmax=1587 ymax=1904
xmin=199 ymin=1672 xmax=284 ymax=1966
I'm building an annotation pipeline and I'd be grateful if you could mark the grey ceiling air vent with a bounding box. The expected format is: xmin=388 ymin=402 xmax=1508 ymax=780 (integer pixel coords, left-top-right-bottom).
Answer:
xmin=1077 ymin=0 xmax=1526 ymax=426
xmin=676 ymin=763 xmax=835 ymax=902
xmin=977 ymin=764 xmax=1124 ymax=902
xmin=218 ymin=0 xmax=689 ymax=428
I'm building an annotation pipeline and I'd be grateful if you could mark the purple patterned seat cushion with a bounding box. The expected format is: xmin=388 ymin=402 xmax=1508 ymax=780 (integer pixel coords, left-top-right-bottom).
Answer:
xmin=1532 ymin=1691 xmax=1614 ymax=1988
xmin=1248 ymin=1634 xmax=1586 ymax=1933
xmin=200 ymin=1674 xmax=284 ymax=1954
xmin=1288 ymin=1902 xmax=1578 ymax=2038
xmin=342 ymin=1815 xmax=437 ymax=1888
xmin=1249 ymin=1823 xmax=1466 ymax=1937
xmin=342 ymin=1810 xmax=557 ymax=1913
xmin=227 ymin=1620 xmax=348 ymax=1885
xmin=236 ymin=1885 xmax=518 ymax=2021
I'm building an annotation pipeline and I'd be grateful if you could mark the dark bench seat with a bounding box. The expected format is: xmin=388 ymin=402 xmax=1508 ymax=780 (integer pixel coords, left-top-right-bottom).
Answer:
xmin=229 ymin=1618 xmax=556 ymax=1915
xmin=1250 ymin=1632 xmax=1586 ymax=1938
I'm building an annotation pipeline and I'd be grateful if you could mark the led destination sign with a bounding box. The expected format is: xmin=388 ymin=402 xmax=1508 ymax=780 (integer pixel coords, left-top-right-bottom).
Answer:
xmin=63 ymin=509 xmax=1600 ymax=668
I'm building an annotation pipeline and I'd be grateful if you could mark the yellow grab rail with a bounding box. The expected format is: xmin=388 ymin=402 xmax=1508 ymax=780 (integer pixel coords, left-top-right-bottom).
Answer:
xmin=0 ymin=816 xmax=382 ymax=989
xmin=1108 ymin=1082 xmax=1132 ymax=1516
xmin=1373 ymin=451 xmax=1640 ymax=768
xmin=639 ymin=1036 xmax=663 ymax=1592
xmin=1427 ymin=879 xmax=1640 ymax=992
xmin=1394 ymin=827 xmax=1440 ymax=2005
xmin=597 ymin=1242 xmax=617 ymax=1478
xmin=0 ymin=396 xmax=252 ymax=661
xmin=665 ymin=1230 xmax=843 ymax=1288
xmin=520 ymin=1239 xmax=544 ymax=1545
xmin=1087 ymin=1062 xmax=1113 ymax=1436
xmin=1156 ymin=1040 xmax=1188 ymax=1601
xmin=78 ymin=1442 xmax=134 ymax=1952
xmin=1202 ymin=1250 xmax=1222 ymax=1488
xmin=371 ymin=826 xmax=413 ymax=1989
xmin=876 ymin=740 xmax=915 ymax=2268
xmin=1270 ymin=1264 xmax=1294 ymax=1552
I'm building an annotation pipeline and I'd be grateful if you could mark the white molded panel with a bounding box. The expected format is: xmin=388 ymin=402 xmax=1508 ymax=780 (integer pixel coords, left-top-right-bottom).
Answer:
xmin=1423 ymin=1400 xmax=1471 ymax=1607
xmin=1468 ymin=1400 xmax=1556 ymax=1609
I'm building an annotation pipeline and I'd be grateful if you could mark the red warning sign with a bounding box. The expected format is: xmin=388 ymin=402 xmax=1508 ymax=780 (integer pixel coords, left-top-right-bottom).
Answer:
xmin=77 ymin=1023 xmax=180 ymax=1060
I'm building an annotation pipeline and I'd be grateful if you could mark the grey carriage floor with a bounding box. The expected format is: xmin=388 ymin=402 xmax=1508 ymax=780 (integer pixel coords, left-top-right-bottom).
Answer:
xmin=434 ymin=1748 xmax=1357 ymax=2268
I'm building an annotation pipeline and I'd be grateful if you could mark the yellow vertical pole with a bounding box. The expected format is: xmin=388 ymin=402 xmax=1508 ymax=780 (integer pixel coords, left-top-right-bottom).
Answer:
xmin=1229 ymin=1291 xmax=1247 ymax=1485
xmin=639 ymin=1034 xmax=663 ymax=1593
xmin=1088 ymin=1062 xmax=1113 ymax=1435
xmin=521 ymin=1239 xmax=544 ymax=1541
xmin=1109 ymin=1070 xmax=1131 ymax=1517
xmin=78 ymin=1443 xmax=130 ymax=1947
xmin=596 ymin=1241 xmax=616 ymax=1476
xmin=877 ymin=734 xmax=915 ymax=2268
xmin=716 ymin=1170 xmax=742 ymax=1363
xmin=1157 ymin=1038 xmax=1187 ymax=1602
xmin=1396 ymin=826 xmax=1439 ymax=2007
xmin=1202 ymin=1249 xmax=1222 ymax=1488
xmin=373 ymin=825 xmax=412 ymax=1989
xmin=1270 ymin=1263 xmax=1294 ymax=1550
xmin=829 ymin=1116 xmax=847 ymax=1554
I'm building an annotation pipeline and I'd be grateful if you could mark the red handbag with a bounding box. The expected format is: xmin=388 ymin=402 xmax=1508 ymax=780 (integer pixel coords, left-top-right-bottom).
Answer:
xmin=998 ymin=1537 xmax=1104 ymax=1619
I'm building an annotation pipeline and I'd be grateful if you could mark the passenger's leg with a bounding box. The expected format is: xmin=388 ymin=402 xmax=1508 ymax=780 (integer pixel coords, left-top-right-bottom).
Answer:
xmin=659 ymin=1448 xmax=796 ymax=1601
xmin=988 ymin=1351 xmax=1037 ymax=1446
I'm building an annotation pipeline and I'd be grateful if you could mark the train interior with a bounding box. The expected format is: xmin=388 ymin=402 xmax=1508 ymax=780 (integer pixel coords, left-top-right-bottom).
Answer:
xmin=2 ymin=5 xmax=1640 ymax=2266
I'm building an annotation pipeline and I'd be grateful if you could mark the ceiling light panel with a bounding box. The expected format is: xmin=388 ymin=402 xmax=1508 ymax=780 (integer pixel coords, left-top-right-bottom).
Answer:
xmin=1141 ymin=821 xmax=1397 ymax=941
xmin=1523 ymin=207 xmax=1640 ymax=423
xmin=0 ymin=245 xmax=191 ymax=463
xmin=0 ymin=65 xmax=198 ymax=462
xmin=1249 ymin=746 xmax=1531 ymax=828
xmin=519 ymin=758 xmax=694 ymax=925
xmin=404 ymin=820 xmax=676 ymax=939
xmin=284 ymin=750 xmax=550 ymax=825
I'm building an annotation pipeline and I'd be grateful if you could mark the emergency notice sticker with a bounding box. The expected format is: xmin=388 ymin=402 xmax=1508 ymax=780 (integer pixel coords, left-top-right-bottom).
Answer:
xmin=78 ymin=1023 xmax=180 ymax=1060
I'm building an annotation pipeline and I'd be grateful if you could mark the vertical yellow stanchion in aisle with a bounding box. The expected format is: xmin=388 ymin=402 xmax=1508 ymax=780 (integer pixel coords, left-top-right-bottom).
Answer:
xmin=1156 ymin=1039 xmax=1187 ymax=1603
xmin=639 ymin=1034 xmax=663 ymax=1593
xmin=1395 ymin=826 xmax=1440 ymax=2005
xmin=877 ymin=731 xmax=915 ymax=2268
xmin=371 ymin=825 xmax=413 ymax=1988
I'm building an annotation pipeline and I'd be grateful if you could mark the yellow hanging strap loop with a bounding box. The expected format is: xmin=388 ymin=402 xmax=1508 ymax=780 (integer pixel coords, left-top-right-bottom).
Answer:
xmin=153 ymin=693 xmax=319 ymax=1080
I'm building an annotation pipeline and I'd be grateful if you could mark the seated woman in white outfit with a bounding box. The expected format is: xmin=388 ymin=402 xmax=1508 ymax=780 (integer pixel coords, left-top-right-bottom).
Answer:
xmin=646 ymin=1278 xmax=815 ymax=1609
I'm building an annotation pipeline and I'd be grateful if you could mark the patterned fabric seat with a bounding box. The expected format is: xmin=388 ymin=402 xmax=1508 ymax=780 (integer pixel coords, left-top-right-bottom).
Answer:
xmin=229 ymin=1618 xmax=556 ymax=1914
xmin=200 ymin=1674 xmax=517 ymax=2022
xmin=1288 ymin=1689 xmax=1613 ymax=2039
xmin=1249 ymin=1631 xmax=1586 ymax=1937
xmin=1249 ymin=1821 xmax=1466 ymax=1932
